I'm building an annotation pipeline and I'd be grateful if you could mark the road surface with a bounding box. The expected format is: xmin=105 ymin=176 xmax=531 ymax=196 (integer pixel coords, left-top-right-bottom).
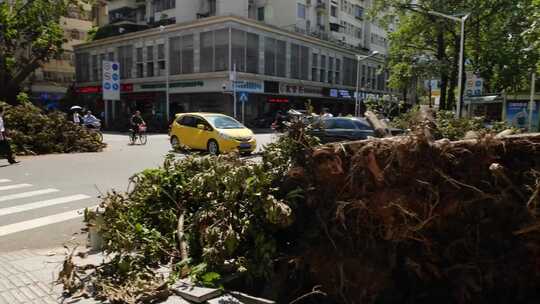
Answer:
xmin=0 ymin=133 xmax=277 ymax=252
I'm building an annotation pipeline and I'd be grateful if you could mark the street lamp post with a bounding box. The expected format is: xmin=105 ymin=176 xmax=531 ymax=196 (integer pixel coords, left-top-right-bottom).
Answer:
xmin=159 ymin=26 xmax=170 ymax=123
xmin=355 ymin=51 xmax=379 ymax=117
xmin=427 ymin=10 xmax=470 ymax=118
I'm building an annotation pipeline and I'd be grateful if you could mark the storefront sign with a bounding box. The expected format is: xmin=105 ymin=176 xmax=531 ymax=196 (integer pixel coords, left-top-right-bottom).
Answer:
xmin=268 ymin=97 xmax=289 ymax=103
xmin=103 ymin=61 xmax=120 ymax=100
xmin=324 ymin=88 xmax=355 ymax=99
xmin=234 ymin=81 xmax=264 ymax=93
xmin=76 ymin=84 xmax=133 ymax=94
xmin=279 ymin=84 xmax=322 ymax=95
xmin=466 ymin=72 xmax=484 ymax=97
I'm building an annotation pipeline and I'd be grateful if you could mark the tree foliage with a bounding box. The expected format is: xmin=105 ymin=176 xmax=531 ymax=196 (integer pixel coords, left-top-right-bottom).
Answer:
xmin=0 ymin=0 xmax=83 ymax=104
xmin=372 ymin=0 xmax=538 ymax=108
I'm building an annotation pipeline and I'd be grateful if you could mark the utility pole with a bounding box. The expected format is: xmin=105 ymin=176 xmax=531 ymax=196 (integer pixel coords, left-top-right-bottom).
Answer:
xmin=529 ymin=72 xmax=536 ymax=132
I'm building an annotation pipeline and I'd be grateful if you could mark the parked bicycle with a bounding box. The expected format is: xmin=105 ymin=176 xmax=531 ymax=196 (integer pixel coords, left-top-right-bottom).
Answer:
xmin=129 ymin=124 xmax=148 ymax=145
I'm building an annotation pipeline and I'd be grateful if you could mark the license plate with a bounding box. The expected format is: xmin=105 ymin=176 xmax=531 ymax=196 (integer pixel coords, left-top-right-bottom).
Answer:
xmin=239 ymin=143 xmax=251 ymax=149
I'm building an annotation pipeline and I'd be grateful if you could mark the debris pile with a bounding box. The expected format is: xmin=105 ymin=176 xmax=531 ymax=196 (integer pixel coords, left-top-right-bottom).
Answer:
xmin=1 ymin=101 xmax=105 ymax=155
xmin=60 ymin=119 xmax=540 ymax=304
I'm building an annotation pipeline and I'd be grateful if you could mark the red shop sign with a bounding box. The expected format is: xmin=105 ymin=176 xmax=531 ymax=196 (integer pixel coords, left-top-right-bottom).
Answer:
xmin=76 ymin=83 xmax=133 ymax=94
xmin=268 ymin=97 xmax=289 ymax=103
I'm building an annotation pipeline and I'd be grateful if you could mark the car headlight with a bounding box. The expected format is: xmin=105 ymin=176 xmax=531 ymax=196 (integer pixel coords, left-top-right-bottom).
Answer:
xmin=219 ymin=132 xmax=233 ymax=140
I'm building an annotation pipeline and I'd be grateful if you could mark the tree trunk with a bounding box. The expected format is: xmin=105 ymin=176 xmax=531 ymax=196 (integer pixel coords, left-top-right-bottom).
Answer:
xmin=436 ymin=27 xmax=448 ymax=110
xmin=0 ymin=83 xmax=21 ymax=104
xmin=447 ymin=35 xmax=461 ymax=112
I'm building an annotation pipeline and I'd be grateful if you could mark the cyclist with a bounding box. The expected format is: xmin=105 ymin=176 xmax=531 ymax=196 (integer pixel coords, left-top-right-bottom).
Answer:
xmin=130 ymin=110 xmax=146 ymax=140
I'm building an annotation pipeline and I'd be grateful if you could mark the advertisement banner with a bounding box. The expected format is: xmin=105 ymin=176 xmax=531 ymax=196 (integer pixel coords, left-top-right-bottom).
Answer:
xmin=102 ymin=61 xmax=120 ymax=100
xmin=506 ymin=101 xmax=540 ymax=131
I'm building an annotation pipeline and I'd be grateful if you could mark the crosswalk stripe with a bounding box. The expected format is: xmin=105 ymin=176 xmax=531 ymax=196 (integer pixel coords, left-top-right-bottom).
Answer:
xmin=0 ymin=205 xmax=99 ymax=237
xmin=0 ymin=194 xmax=92 ymax=217
xmin=0 ymin=189 xmax=59 ymax=202
xmin=0 ymin=179 xmax=11 ymax=183
xmin=0 ymin=184 xmax=32 ymax=191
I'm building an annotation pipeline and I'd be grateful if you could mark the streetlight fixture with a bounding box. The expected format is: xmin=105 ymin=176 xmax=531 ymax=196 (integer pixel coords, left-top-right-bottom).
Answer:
xmin=426 ymin=10 xmax=470 ymax=118
xmin=355 ymin=50 xmax=379 ymax=117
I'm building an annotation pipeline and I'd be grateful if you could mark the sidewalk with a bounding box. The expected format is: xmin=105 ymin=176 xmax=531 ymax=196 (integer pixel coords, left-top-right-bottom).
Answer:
xmin=0 ymin=247 xmax=102 ymax=304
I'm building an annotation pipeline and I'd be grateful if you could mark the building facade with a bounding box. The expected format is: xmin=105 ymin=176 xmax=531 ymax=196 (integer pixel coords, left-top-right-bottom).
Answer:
xmin=74 ymin=15 xmax=391 ymax=130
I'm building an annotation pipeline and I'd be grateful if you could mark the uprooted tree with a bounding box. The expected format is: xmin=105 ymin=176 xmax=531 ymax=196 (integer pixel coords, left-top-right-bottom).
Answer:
xmin=60 ymin=119 xmax=540 ymax=303
xmin=1 ymin=95 xmax=105 ymax=155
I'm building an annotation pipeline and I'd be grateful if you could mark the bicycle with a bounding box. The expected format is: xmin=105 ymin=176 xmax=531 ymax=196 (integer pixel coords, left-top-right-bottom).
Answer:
xmin=129 ymin=124 xmax=148 ymax=145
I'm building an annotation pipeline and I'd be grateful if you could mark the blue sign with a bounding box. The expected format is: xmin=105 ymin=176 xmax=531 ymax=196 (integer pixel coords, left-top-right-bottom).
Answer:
xmin=112 ymin=74 xmax=119 ymax=81
xmin=112 ymin=63 xmax=119 ymax=71
xmin=506 ymin=102 xmax=540 ymax=131
xmin=104 ymin=83 xmax=111 ymax=90
xmin=238 ymin=92 xmax=249 ymax=103
xmin=112 ymin=83 xmax=119 ymax=91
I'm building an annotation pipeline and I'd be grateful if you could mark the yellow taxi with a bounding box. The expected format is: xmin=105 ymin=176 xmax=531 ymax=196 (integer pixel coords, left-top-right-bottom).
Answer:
xmin=169 ymin=113 xmax=257 ymax=155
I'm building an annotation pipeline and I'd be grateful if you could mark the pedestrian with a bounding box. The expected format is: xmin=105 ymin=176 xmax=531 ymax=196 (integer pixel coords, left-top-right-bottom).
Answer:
xmin=73 ymin=111 xmax=82 ymax=125
xmin=321 ymin=108 xmax=334 ymax=118
xmin=0 ymin=107 xmax=19 ymax=165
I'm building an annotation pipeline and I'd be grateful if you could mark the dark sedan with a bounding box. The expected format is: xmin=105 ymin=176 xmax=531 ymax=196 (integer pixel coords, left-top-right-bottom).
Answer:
xmin=310 ymin=117 xmax=402 ymax=144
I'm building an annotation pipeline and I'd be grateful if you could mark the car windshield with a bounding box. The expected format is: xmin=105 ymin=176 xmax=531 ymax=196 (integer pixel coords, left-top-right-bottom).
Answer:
xmin=206 ymin=115 xmax=244 ymax=129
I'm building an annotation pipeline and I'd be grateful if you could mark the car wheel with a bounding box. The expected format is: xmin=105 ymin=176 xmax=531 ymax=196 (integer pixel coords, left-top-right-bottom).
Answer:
xmin=207 ymin=140 xmax=219 ymax=155
xmin=170 ymin=136 xmax=180 ymax=149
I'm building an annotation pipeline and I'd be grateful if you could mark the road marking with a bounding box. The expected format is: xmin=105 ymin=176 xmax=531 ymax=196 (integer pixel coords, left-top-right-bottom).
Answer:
xmin=0 ymin=189 xmax=59 ymax=202
xmin=0 ymin=194 xmax=92 ymax=216
xmin=0 ymin=205 xmax=99 ymax=237
xmin=0 ymin=184 xmax=32 ymax=191
xmin=0 ymin=179 xmax=11 ymax=183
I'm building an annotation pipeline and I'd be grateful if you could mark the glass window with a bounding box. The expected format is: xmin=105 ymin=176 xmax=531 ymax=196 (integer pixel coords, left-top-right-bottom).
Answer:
xmin=331 ymin=5 xmax=338 ymax=17
xmin=158 ymin=44 xmax=165 ymax=60
xmin=91 ymin=55 xmax=98 ymax=81
xmin=180 ymin=116 xmax=197 ymax=127
xmin=325 ymin=118 xmax=355 ymax=129
xmin=264 ymin=37 xmax=276 ymax=76
xmin=215 ymin=29 xmax=229 ymax=71
xmin=320 ymin=55 xmax=326 ymax=82
xmin=147 ymin=62 xmax=154 ymax=77
xmin=117 ymin=45 xmax=133 ymax=79
xmin=353 ymin=119 xmax=372 ymax=130
xmin=182 ymin=35 xmax=194 ymax=74
xmin=206 ymin=115 xmax=244 ymax=129
xmin=300 ymin=46 xmax=309 ymax=80
xmin=335 ymin=58 xmax=341 ymax=84
xmin=200 ymin=31 xmax=214 ymax=72
xmin=75 ymin=52 xmax=89 ymax=82
xmin=169 ymin=37 xmax=182 ymax=75
xmin=276 ymin=40 xmax=286 ymax=77
xmin=136 ymin=47 xmax=143 ymax=62
xmin=231 ymin=29 xmax=246 ymax=72
xmin=258 ymin=7 xmax=265 ymax=21
xmin=297 ymin=3 xmax=306 ymax=19
xmin=146 ymin=46 xmax=154 ymax=61
xmin=98 ymin=54 xmax=105 ymax=81
xmin=137 ymin=63 xmax=143 ymax=78
xmin=290 ymin=44 xmax=300 ymax=79
xmin=246 ymin=33 xmax=259 ymax=74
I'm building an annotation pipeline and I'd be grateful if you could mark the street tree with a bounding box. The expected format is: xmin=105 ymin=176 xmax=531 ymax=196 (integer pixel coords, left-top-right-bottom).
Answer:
xmin=0 ymin=0 xmax=83 ymax=104
xmin=372 ymin=0 xmax=537 ymax=108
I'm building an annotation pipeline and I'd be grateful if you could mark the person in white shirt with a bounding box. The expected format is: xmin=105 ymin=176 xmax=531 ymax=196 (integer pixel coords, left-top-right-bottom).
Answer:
xmin=0 ymin=107 xmax=18 ymax=164
xmin=83 ymin=111 xmax=101 ymax=129
xmin=73 ymin=111 xmax=82 ymax=125
xmin=321 ymin=108 xmax=334 ymax=118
